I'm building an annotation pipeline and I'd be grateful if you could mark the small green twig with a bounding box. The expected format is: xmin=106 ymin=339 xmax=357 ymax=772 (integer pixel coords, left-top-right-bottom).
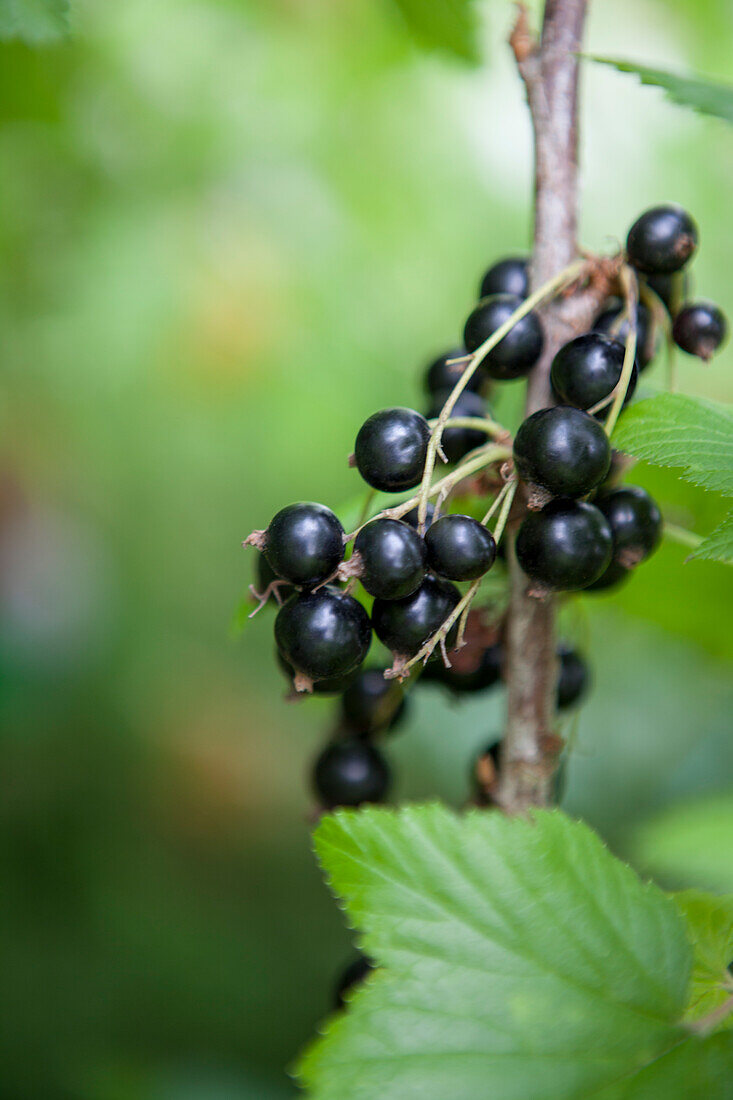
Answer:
xmin=604 ymin=265 xmax=638 ymax=438
xmin=664 ymin=522 xmax=703 ymax=551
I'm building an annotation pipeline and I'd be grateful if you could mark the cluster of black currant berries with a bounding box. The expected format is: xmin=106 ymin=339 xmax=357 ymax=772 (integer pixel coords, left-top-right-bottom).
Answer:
xmin=242 ymin=203 xmax=726 ymax=1005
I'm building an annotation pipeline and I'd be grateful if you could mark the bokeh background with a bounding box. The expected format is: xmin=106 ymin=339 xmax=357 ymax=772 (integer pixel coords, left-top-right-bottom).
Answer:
xmin=1 ymin=0 xmax=732 ymax=1097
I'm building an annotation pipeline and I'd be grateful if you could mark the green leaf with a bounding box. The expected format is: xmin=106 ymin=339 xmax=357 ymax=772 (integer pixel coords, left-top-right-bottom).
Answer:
xmin=612 ymin=394 xmax=733 ymax=497
xmin=296 ymin=804 xmax=733 ymax=1099
xmin=631 ymin=790 xmax=733 ymax=894
xmin=587 ymin=57 xmax=733 ymax=126
xmin=674 ymin=891 xmax=733 ymax=1029
xmin=0 ymin=0 xmax=70 ymax=44
xmin=692 ymin=510 xmax=733 ymax=563
xmin=388 ymin=0 xmax=481 ymax=64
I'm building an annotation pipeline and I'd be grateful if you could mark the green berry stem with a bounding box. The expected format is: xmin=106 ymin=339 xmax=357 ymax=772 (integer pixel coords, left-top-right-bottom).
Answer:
xmin=481 ymin=477 xmax=514 ymax=525
xmin=604 ymin=265 xmax=639 ymax=438
xmin=427 ymin=415 xmax=507 ymax=437
xmin=490 ymin=478 xmax=519 ymax=545
xmin=663 ymin=522 xmax=703 ymax=551
xmin=415 ymin=257 xmax=588 ymax=529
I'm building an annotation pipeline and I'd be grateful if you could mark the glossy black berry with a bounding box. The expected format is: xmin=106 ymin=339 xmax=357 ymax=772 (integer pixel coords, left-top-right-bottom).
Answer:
xmin=626 ymin=204 xmax=698 ymax=274
xmin=277 ymin=649 xmax=359 ymax=696
xmin=595 ymin=485 xmax=662 ymax=567
xmin=550 ymin=333 xmax=638 ymax=413
xmin=513 ymin=407 xmax=612 ymax=498
xmin=594 ymin=302 xmax=655 ymax=369
xmin=341 ymin=668 xmax=407 ymax=735
xmin=313 ymin=739 xmax=390 ymax=809
xmin=353 ymin=518 xmax=426 ymax=601
xmin=354 ymin=408 xmax=430 ymax=493
xmin=479 ymin=256 xmax=529 ymax=299
xmin=424 ymin=514 xmax=497 ymax=581
xmin=644 ymin=271 xmax=688 ymax=315
xmin=403 ymin=502 xmax=436 ymax=530
xmin=275 ymin=587 xmax=371 ymax=682
xmin=429 ymin=641 xmax=502 ymax=693
xmin=264 ymin=503 xmax=344 ymax=587
xmin=583 ymin=558 xmax=631 ymax=593
xmin=424 ymin=348 xmax=483 ymax=396
xmin=256 ymin=552 xmax=294 ymax=601
xmin=672 ymin=302 xmax=728 ymax=361
xmin=556 ymin=645 xmax=589 ymax=709
xmin=334 ymin=955 xmax=374 ymax=1009
xmin=515 ymin=498 xmax=613 ymax=591
xmin=426 ymin=389 xmax=488 ymax=464
xmin=372 ymin=575 xmax=461 ymax=658
xmin=463 ymin=294 xmax=544 ymax=380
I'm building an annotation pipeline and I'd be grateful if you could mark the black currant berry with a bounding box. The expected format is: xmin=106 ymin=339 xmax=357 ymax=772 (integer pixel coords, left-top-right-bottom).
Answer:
xmin=513 ymin=407 xmax=611 ymax=498
xmin=275 ymin=587 xmax=371 ymax=684
xmin=353 ymin=518 xmax=426 ymax=600
xmin=515 ymin=498 xmax=613 ymax=591
xmin=594 ymin=302 xmax=655 ymax=368
xmin=334 ymin=954 xmax=374 ymax=1009
xmin=426 ymin=389 xmax=488 ymax=464
xmin=256 ymin=552 xmax=294 ymax=601
xmin=313 ymin=739 xmax=390 ymax=809
xmin=264 ymin=503 xmax=344 ymax=587
xmin=424 ymin=348 xmax=483 ymax=396
xmin=556 ymin=645 xmax=589 ymax=710
xmin=479 ymin=257 xmax=529 ymax=300
xmin=429 ymin=641 xmax=502 ymax=693
xmin=550 ymin=333 xmax=638 ymax=413
xmin=424 ymin=514 xmax=497 ymax=581
xmin=403 ymin=502 xmax=436 ymax=530
xmin=672 ymin=302 xmax=728 ymax=361
xmin=354 ymin=408 xmax=430 ymax=493
xmin=626 ymin=204 xmax=698 ymax=274
xmin=583 ymin=558 xmax=630 ymax=593
xmin=341 ymin=668 xmax=406 ymax=735
xmin=595 ymin=485 xmax=662 ymax=567
xmin=463 ymin=294 xmax=544 ymax=380
xmin=277 ymin=650 xmax=359 ymax=696
xmin=372 ymin=575 xmax=461 ymax=658
xmin=644 ymin=271 xmax=688 ymax=315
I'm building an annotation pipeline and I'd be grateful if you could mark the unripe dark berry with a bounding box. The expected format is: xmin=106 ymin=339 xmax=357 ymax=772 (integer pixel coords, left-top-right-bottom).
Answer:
xmin=463 ymin=294 xmax=544 ymax=380
xmin=479 ymin=256 xmax=529 ymax=300
xmin=275 ymin=587 xmax=371 ymax=683
xmin=428 ymin=641 xmax=502 ymax=693
xmin=550 ymin=333 xmax=638 ymax=413
xmin=341 ymin=667 xmax=407 ymax=735
xmin=426 ymin=389 xmax=488 ymax=464
xmin=404 ymin=502 xmax=436 ymax=530
xmin=277 ymin=649 xmax=359 ymax=696
xmin=672 ymin=301 xmax=728 ymax=361
xmin=264 ymin=503 xmax=344 ymax=587
xmin=355 ymin=408 xmax=430 ymax=493
xmin=424 ymin=514 xmax=497 ymax=581
xmin=513 ymin=407 xmax=612 ymax=498
xmin=424 ymin=348 xmax=483 ymax=396
xmin=515 ymin=498 xmax=613 ymax=591
xmin=353 ymin=518 xmax=426 ymax=600
xmin=312 ymin=739 xmax=390 ymax=809
xmin=583 ymin=558 xmax=631 ymax=593
xmin=594 ymin=302 xmax=655 ymax=368
xmin=626 ymin=204 xmax=698 ymax=274
xmin=556 ymin=645 xmax=589 ymax=710
xmin=595 ymin=485 xmax=662 ymax=567
xmin=372 ymin=575 xmax=461 ymax=658
xmin=334 ymin=954 xmax=374 ymax=1009
xmin=256 ymin=552 xmax=294 ymax=601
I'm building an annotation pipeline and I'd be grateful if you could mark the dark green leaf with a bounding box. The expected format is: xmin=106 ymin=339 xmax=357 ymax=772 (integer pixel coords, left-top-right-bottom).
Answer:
xmin=388 ymin=0 xmax=481 ymax=64
xmin=0 ymin=0 xmax=70 ymax=44
xmin=587 ymin=56 xmax=733 ymax=125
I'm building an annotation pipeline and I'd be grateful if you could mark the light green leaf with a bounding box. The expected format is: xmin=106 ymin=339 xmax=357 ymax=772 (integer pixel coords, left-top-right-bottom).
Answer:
xmin=587 ymin=57 xmax=733 ymax=126
xmin=612 ymin=394 xmax=733 ymax=497
xmin=388 ymin=0 xmax=481 ymax=64
xmin=674 ymin=891 xmax=733 ymax=1029
xmin=0 ymin=0 xmax=70 ymax=43
xmin=692 ymin=510 xmax=733 ymax=563
xmin=296 ymin=804 xmax=733 ymax=1099
xmin=631 ymin=791 xmax=733 ymax=894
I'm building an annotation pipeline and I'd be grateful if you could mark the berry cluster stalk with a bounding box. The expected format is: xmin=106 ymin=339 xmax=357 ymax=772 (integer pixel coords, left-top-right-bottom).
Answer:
xmin=498 ymin=0 xmax=600 ymax=812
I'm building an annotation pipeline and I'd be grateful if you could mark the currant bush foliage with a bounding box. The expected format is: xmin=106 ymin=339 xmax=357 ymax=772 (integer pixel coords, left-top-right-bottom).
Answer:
xmin=0 ymin=0 xmax=69 ymax=43
xmin=587 ymin=58 xmax=733 ymax=126
xmin=296 ymin=804 xmax=733 ymax=1099
xmin=389 ymin=0 xmax=480 ymax=63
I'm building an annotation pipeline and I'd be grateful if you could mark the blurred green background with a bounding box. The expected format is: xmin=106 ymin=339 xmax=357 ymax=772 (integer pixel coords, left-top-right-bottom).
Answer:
xmin=1 ymin=0 xmax=732 ymax=1097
